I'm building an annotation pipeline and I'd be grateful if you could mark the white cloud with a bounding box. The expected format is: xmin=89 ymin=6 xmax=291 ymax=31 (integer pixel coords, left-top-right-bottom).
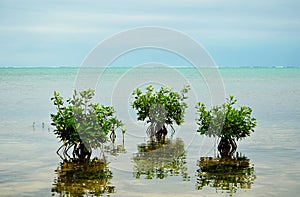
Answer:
xmin=2 ymin=10 xmax=298 ymax=40
xmin=1 ymin=0 xmax=299 ymax=38
xmin=0 ymin=0 xmax=299 ymax=66
xmin=0 ymin=25 xmax=109 ymax=34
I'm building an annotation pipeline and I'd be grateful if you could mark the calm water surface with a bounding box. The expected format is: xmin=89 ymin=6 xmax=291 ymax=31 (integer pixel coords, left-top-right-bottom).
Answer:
xmin=0 ymin=67 xmax=299 ymax=196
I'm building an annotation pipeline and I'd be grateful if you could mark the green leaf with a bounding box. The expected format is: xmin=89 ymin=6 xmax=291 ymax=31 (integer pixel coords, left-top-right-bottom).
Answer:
xmin=196 ymin=96 xmax=256 ymax=140
xmin=50 ymin=89 xmax=123 ymax=149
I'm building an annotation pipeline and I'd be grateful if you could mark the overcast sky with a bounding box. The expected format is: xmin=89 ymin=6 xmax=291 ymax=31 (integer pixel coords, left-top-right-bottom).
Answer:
xmin=0 ymin=0 xmax=299 ymax=67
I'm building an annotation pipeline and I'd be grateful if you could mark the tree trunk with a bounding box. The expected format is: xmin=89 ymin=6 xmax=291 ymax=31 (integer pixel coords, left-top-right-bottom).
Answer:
xmin=155 ymin=125 xmax=167 ymax=141
xmin=147 ymin=122 xmax=168 ymax=141
xmin=73 ymin=143 xmax=91 ymax=160
xmin=217 ymin=137 xmax=237 ymax=158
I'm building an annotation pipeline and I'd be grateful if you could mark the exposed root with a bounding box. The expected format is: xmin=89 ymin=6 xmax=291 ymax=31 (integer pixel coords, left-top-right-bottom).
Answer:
xmin=146 ymin=122 xmax=168 ymax=141
xmin=110 ymin=131 xmax=116 ymax=143
xmin=217 ymin=138 xmax=237 ymax=158
xmin=56 ymin=144 xmax=65 ymax=160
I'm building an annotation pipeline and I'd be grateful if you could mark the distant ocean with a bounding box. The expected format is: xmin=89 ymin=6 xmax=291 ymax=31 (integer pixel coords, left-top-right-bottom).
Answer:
xmin=0 ymin=66 xmax=299 ymax=196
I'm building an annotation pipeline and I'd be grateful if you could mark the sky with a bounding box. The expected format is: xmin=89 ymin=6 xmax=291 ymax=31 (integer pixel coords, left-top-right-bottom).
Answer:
xmin=0 ymin=0 xmax=299 ymax=67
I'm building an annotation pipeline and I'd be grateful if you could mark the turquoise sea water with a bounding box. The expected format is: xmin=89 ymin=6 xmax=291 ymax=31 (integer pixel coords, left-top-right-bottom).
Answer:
xmin=0 ymin=67 xmax=299 ymax=196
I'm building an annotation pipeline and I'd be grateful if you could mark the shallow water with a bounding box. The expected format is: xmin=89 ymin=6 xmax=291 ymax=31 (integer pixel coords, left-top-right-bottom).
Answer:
xmin=0 ymin=67 xmax=299 ymax=196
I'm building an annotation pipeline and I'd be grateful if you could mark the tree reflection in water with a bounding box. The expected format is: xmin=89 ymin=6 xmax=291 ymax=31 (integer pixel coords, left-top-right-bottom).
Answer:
xmin=52 ymin=141 xmax=127 ymax=197
xmin=52 ymin=158 xmax=114 ymax=196
xmin=104 ymin=143 xmax=126 ymax=157
xmin=196 ymin=153 xmax=256 ymax=196
xmin=132 ymin=138 xmax=190 ymax=180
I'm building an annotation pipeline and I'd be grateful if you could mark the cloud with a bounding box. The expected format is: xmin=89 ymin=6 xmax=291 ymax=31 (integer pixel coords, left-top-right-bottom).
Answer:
xmin=1 ymin=0 xmax=299 ymax=38
xmin=0 ymin=0 xmax=299 ymax=66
